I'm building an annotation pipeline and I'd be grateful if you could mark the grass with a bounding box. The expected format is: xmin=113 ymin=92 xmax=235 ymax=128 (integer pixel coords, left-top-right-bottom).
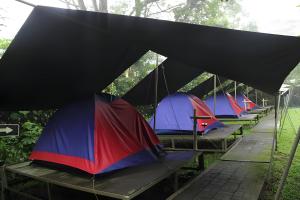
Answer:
xmin=261 ymin=108 xmax=300 ymax=200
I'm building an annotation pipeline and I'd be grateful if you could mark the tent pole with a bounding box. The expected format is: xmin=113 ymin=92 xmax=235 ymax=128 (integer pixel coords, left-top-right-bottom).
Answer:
xmin=213 ymin=75 xmax=217 ymax=115
xmin=15 ymin=0 xmax=36 ymax=7
xmin=153 ymin=54 xmax=159 ymax=131
xmin=234 ymin=81 xmax=237 ymax=100
xmin=275 ymin=128 xmax=300 ymax=200
xmin=268 ymin=92 xmax=279 ymax=182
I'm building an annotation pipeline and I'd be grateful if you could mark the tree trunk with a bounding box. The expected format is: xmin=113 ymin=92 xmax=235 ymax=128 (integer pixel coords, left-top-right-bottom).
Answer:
xmin=135 ymin=0 xmax=143 ymax=16
xmin=99 ymin=0 xmax=108 ymax=13
xmin=77 ymin=0 xmax=87 ymax=10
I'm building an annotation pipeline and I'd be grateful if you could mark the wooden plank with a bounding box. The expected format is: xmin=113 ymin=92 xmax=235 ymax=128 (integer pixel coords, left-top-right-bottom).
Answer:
xmin=158 ymin=125 xmax=241 ymax=141
xmin=218 ymin=114 xmax=258 ymax=123
xmin=158 ymin=125 xmax=242 ymax=152
xmin=167 ymin=161 xmax=269 ymax=200
xmin=5 ymin=151 xmax=196 ymax=200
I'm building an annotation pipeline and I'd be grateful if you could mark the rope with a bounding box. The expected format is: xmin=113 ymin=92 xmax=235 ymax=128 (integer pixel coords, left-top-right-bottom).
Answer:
xmin=217 ymin=76 xmax=227 ymax=96
xmin=161 ymin=64 xmax=181 ymax=130
xmin=161 ymin=64 xmax=170 ymax=94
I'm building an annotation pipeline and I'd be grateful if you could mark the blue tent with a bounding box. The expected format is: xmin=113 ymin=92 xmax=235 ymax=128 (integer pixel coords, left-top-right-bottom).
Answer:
xmin=30 ymin=94 xmax=163 ymax=175
xmin=205 ymin=93 xmax=245 ymax=118
xmin=149 ymin=93 xmax=224 ymax=134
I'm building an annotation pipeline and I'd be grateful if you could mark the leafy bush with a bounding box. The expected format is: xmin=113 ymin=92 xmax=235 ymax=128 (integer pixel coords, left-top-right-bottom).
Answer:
xmin=0 ymin=110 xmax=54 ymax=164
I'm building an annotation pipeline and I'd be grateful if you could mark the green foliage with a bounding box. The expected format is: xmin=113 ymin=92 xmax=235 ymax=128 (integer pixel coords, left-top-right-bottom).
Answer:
xmin=0 ymin=38 xmax=11 ymax=58
xmin=0 ymin=110 xmax=55 ymax=164
xmin=0 ymin=38 xmax=10 ymax=49
xmin=104 ymin=51 xmax=161 ymax=96
xmin=285 ymin=64 xmax=300 ymax=85
xmin=261 ymin=108 xmax=300 ymax=200
xmin=179 ymin=72 xmax=212 ymax=92
xmin=173 ymin=0 xmax=239 ymax=27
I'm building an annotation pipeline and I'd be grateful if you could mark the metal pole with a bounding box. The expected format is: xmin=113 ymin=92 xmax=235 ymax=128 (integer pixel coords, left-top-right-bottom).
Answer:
xmin=255 ymin=89 xmax=258 ymax=104
xmin=153 ymin=54 xmax=159 ymax=131
xmin=15 ymin=0 xmax=36 ymax=7
xmin=276 ymin=92 xmax=281 ymax=151
xmin=275 ymin=128 xmax=300 ymax=200
xmin=279 ymin=89 xmax=292 ymax=136
xmin=268 ymin=93 xmax=278 ymax=181
xmin=234 ymin=81 xmax=237 ymax=100
xmin=193 ymin=109 xmax=198 ymax=151
xmin=213 ymin=75 xmax=217 ymax=115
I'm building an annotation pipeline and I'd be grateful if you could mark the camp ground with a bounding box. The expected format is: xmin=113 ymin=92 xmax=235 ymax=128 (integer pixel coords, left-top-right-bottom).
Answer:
xmin=0 ymin=1 xmax=300 ymax=200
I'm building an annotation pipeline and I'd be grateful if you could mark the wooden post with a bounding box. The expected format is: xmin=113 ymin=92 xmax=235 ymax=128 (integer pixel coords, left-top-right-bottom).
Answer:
xmin=213 ymin=75 xmax=217 ymax=115
xmin=193 ymin=109 xmax=198 ymax=151
xmin=47 ymin=183 xmax=52 ymax=200
xmin=198 ymin=153 xmax=205 ymax=171
xmin=275 ymin=128 xmax=300 ymax=200
xmin=1 ymin=165 xmax=7 ymax=200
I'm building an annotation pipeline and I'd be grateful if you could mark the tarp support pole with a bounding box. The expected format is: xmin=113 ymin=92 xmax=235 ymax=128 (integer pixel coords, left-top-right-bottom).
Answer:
xmin=193 ymin=109 xmax=198 ymax=151
xmin=234 ymin=81 xmax=237 ymax=100
xmin=276 ymin=91 xmax=281 ymax=151
xmin=255 ymin=89 xmax=258 ymax=104
xmin=275 ymin=127 xmax=300 ymax=200
xmin=268 ymin=92 xmax=279 ymax=182
xmin=213 ymin=75 xmax=217 ymax=115
xmin=153 ymin=54 xmax=159 ymax=131
xmin=15 ymin=0 xmax=36 ymax=7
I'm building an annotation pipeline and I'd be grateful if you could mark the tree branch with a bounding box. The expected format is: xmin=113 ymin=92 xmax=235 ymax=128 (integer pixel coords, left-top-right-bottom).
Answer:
xmin=91 ymin=0 xmax=99 ymax=11
xmin=147 ymin=3 xmax=184 ymax=17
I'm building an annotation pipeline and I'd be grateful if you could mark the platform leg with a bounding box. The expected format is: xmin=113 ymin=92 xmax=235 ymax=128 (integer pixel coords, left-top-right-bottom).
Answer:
xmin=1 ymin=166 xmax=7 ymax=200
xmin=198 ymin=153 xmax=204 ymax=171
xmin=46 ymin=183 xmax=51 ymax=200
xmin=171 ymin=139 xmax=175 ymax=149
xmin=173 ymin=172 xmax=178 ymax=191
xmin=224 ymin=139 xmax=228 ymax=152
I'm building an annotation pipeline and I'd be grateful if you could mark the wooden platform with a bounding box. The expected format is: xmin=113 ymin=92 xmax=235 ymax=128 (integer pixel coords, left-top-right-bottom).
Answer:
xmin=3 ymin=151 xmax=197 ymax=200
xmin=158 ymin=124 xmax=243 ymax=152
xmin=218 ymin=114 xmax=259 ymax=124
xmin=248 ymin=108 xmax=268 ymax=115
xmin=168 ymin=113 xmax=275 ymax=200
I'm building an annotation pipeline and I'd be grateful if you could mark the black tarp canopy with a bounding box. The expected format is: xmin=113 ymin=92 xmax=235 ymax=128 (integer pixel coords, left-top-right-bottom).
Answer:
xmin=123 ymin=59 xmax=204 ymax=105
xmin=188 ymin=76 xmax=227 ymax=98
xmin=1 ymin=6 xmax=300 ymax=110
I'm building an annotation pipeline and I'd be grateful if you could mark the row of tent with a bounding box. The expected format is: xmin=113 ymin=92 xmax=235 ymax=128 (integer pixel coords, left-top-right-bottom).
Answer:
xmin=30 ymin=92 xmax=259 ymax=175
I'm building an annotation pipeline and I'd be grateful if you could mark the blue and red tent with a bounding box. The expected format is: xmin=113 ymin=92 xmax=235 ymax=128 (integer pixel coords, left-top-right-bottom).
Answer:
xmin=236 ymin=94 xmax=258 ymax=111
xmin=149 ymin=93 xmax=224 ymax=134
xmin=205 ymin=93 xmax=245 ymax=118
xmin=30 ymin=94 xmax=163 ymax=175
